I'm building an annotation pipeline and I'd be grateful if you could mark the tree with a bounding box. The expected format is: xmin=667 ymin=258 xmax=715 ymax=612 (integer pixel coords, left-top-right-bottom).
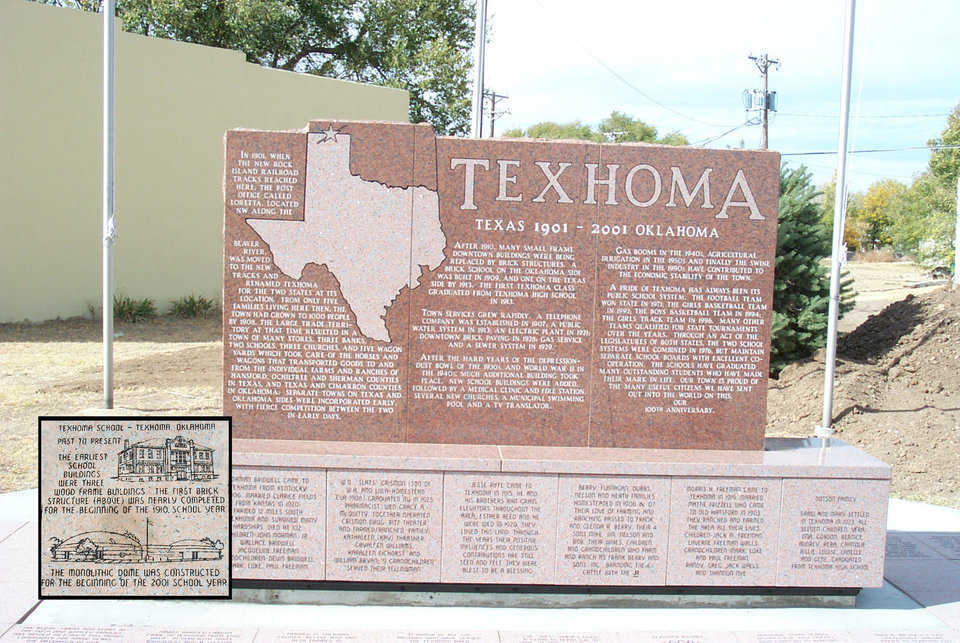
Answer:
xmin=39 ymin=0 xmax=475 ymax=135
xmin=819 ymin=173 xmax=864 ymax=251
xmin=885 ymin=103 xmax=960 ymax=273
xmin=503 ymin=112 xmax=688 ymax=145
xmin=888 ymin=172 xmax=956 ymax=271
xmin=771 ymin=166 xmax=855 ymax=376
xmin=503 ymin=120 xmax=604 ymax=142
xmin=858 ymin=179 xmax=906 ymax=249
xmin=928 ymin=103 xmax=960 ymax=187
xmin=75 ymin=538 xmax=100 ymax=559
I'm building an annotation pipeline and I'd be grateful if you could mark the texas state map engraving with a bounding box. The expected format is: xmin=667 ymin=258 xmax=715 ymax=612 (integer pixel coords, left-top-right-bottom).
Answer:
xmin=247 ymin=128 xmax=445 ymax=342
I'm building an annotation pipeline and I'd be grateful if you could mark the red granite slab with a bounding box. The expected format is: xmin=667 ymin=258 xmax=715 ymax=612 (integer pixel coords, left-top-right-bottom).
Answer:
xmin=225 ymin=130 xmax=306 ymax=222
xmin=555 ymin=475 xmax=670 ymax=585
xmin=497 ymin=438 xmax=888 ymax=479
xmin=308 ymin=120 xmax=414 ymax=188
xmin=232 ymin=439 xmax=501 ymax=471
xmin=588 ymin=143 xmax=779 ymax=450
xmin=413 ymin=123 xmax=439 ymax=191
xmin=230 ymin=438 xmax=890 ymax=479
xmin=225 ymin=122 xmax=415 ymax=442
xmin=224 ymin=122 xmax=781 ymax=451
xmin=405 ymin=137 xmax=600 ymax=446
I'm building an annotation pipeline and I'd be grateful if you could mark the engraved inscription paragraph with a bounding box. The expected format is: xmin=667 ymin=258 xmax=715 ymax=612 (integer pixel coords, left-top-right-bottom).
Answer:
xmin=667 ymin=477 xmax=781 ymax=586
xmin=326 ymin=470 xmax=443 ymax=582
xmin=555 ymin=475 xmax=669 ymax=584
xmin=777 ymin=478 xmax=888 ymax=587
xmin=232 ymin=468 xmax=325 ymax=581
xmin=442 ymin=472 xmax=558 ymax=584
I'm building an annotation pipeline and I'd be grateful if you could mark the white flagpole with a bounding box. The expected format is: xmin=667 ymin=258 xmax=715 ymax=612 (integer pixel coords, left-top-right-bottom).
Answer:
xmin=470 ymin=0 xmax=488 ymax=138
xmin=103 ymin=0 xmax=116 ymax=409
xmin=954 ymin=175 xmax=959 ymax=287
xmin=817 ymin=0 xmax=857 ymax=439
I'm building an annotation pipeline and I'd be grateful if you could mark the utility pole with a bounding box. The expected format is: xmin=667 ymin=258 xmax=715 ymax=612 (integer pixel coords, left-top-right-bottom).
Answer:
xmin=483 ymin=90 xmax=509 ymax=138
xmin=470 ymin=0 xmax=488 ymax=138
xmin=748 ymin=53 xmax=779 ymax=149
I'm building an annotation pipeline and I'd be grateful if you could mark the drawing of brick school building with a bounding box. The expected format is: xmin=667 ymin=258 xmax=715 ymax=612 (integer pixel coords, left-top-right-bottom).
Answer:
xmin=117 ymin=436 xmax=216 ymax=481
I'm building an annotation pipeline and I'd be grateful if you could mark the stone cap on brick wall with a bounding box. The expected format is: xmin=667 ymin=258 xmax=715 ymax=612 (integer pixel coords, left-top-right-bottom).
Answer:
xmin=232 ymin=437 xmax=891 ymax=480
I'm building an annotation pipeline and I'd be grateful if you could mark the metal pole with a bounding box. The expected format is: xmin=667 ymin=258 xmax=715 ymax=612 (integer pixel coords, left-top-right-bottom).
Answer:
xmin=489 ymin=91 xmax=496 ymax=138
xmin=817 ymin=0 xmax=856 ymax=438
xmin=954 ymin=175 xmax=959 ymax=286
xmin=761 ymin=57 xmax=769 ymax=150
xmin=103 ymin=0 xmax=116 ymax=409
xmin=470 ymin=0 xmax=487 ymax=138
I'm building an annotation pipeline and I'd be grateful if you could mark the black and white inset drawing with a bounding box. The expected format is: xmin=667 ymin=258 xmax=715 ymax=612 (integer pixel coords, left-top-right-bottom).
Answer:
xmin=39 ymin=416 xmax=231 ymax=599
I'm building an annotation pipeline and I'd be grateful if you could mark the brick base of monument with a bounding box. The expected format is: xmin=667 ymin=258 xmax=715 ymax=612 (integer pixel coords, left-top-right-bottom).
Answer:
xmin=231 ymin=438 xmax=890 ymax=589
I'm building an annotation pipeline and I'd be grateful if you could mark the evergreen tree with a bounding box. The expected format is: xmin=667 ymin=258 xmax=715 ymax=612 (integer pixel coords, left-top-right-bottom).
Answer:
xmin=771 ymin=166 xmax=855 ymax=375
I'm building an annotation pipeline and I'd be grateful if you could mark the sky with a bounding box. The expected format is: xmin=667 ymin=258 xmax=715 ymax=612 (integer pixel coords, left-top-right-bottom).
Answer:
xmin=481 ymin=0 xmax=960 ymax=192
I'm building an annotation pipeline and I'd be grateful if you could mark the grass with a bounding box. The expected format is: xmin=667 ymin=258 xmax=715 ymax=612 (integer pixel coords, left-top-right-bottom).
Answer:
xmin=113 ymin=295 xmax=157 ymax=323
xmin=853 ymin=247 xmax=898 ymax=263
xmin=170 ymin=294 xmax=217 ymax=318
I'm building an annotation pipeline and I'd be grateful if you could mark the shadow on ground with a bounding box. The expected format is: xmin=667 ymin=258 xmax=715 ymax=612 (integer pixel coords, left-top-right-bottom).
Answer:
xmin=839 ymin=295 xmax=925 ymax=363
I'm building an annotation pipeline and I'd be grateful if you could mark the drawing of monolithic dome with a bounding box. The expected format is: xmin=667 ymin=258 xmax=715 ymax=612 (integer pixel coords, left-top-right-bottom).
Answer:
xmin=50 ymin=531 xmax=142 ymax=562
xmin=50 ymin=532 xmax=223 ymax=563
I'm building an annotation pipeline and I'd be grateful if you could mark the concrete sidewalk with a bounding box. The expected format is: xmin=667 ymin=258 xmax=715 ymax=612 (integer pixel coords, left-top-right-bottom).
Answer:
xmin=2 ymin=488 xmax=958 ymax=642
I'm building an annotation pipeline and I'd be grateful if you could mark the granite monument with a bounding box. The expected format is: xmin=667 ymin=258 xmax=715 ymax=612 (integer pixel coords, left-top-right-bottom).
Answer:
xmin=224 ymin=122 xmax=779 ymax=450
xmin=223 ymin=122 xmax=890 ymax=592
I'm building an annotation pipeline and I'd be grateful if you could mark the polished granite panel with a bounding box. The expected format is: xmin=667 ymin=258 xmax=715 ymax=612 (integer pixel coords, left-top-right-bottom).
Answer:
xmin=233 ymin=439 xmax=501 ymax=472
xmin=233 ymin=438 xmax=890 ymax=480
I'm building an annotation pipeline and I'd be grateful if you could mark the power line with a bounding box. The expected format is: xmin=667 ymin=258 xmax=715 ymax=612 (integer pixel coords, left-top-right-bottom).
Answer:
xmin=798 ymin=161 xmax=918 ymax=181
xmin=530 ymin=0 xmax=734 ymax=129
xmin=779 ymin=112 xmax=949 ymax=119
xmin=694 ymin=120 xmax=756 ymax=147
xmin=782 ymin=144 xmax=960 ymax=156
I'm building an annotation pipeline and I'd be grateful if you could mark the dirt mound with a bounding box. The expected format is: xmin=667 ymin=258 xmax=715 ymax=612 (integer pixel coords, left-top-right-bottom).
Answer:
xmin=838 ymin=295 xmax=928 ymax=362
xmin=767 ymin=286 xmax=960 ymax=506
